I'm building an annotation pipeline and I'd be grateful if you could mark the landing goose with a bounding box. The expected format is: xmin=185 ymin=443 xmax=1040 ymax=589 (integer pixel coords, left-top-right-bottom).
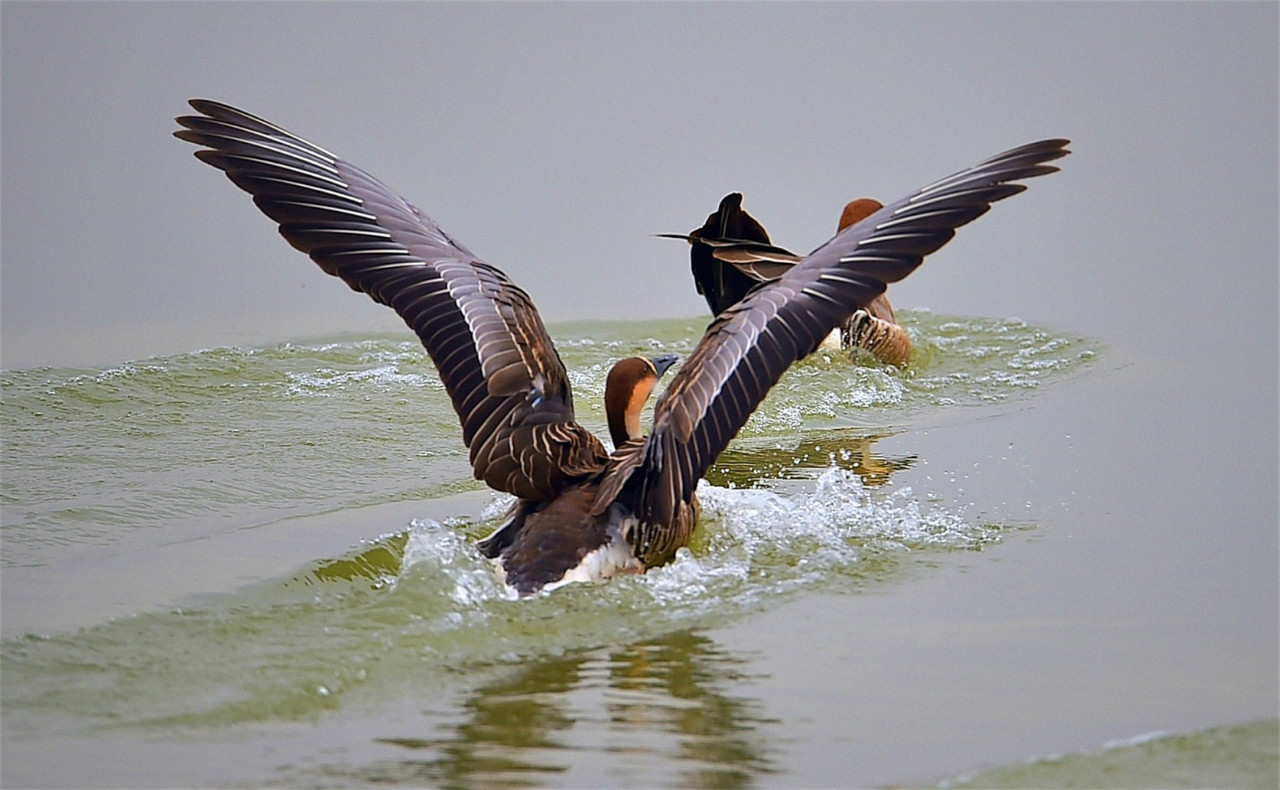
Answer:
xmin=175 ymin=100 xmax=1067 ymax=594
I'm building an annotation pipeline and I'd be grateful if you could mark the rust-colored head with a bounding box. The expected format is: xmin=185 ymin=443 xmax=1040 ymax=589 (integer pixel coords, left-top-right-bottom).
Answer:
xmin=604 ymin=354 xmax=679 ymax=447
xmin=837 ymin=198 xmax=884 ymax=232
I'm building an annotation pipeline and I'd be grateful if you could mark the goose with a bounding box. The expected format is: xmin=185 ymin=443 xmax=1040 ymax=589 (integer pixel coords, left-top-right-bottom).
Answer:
xmin=662 ymin=195 xmax=917 ymax=366
xmin=174 ymin=100 xmax=1067 ymax=595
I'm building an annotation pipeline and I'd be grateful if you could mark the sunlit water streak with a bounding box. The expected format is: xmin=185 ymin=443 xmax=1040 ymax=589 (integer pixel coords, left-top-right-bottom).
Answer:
xmin=1 ymin=313 xmax=1098 ymax=742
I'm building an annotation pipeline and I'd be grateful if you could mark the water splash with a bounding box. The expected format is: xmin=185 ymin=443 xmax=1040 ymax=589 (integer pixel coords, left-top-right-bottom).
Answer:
xmin=399 ymin=518 xmax=508 ymax=607
xmin=387 ymin=466 xmax=1005 ymax=621
xmin=0 ymin=314 xmax=1093 ymax=734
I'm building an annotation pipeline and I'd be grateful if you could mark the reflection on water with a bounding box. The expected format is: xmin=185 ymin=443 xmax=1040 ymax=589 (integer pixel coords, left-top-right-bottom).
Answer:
xmin=708 ymin=429 xmax=915 ymax=489
xmin=607 ymin=631 xmax=776 ymax=783
xmin=1 ymin=313 xmax=1094 ymax=570
xmin=0 ymin=314 xmax=1102 ymax=787
xmin=295 ymin=631 xmax=775 ymax=789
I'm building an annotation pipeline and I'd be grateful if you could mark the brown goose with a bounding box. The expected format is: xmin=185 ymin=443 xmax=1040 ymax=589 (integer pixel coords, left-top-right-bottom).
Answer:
xmin=174 ymin=100 xmax=1068 ymax=595
xmin=663 ymin=195 xmax=916 ymax=366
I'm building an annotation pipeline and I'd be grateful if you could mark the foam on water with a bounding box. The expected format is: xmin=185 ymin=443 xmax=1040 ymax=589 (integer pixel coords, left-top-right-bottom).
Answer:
xmin=399 ymin=518 xmax=508 ymax=607
xmin=391 ymin=466 xmax=1002 ymax=621
xmin=0 ymin=314 xmax=1096 ymax=732
xmin=284 ymin=365 xmax=439 ymax=398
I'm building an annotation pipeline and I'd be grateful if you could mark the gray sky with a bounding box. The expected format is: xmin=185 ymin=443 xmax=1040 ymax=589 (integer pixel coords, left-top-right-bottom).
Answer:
xmin=2 ymin=2 xmax=1276 ymax=372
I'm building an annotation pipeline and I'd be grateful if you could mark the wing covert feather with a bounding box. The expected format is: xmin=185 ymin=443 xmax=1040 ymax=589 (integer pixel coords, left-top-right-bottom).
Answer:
xmin=175 ymin=100 xmax=605 ymax=499
xmin=636 ymin=139 xmax=1071 ymax=527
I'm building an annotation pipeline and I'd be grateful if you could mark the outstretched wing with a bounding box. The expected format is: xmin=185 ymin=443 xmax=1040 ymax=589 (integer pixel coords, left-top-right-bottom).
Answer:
xmin=634 ymin=139 xmax=1071 ymax=532
xmin=174 ymin=100 xmax=606 ymax=500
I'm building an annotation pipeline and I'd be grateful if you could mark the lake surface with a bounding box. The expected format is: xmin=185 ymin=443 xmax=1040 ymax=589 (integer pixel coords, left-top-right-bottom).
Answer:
xmin=2 ymin=313 xmax=1275 ymax=788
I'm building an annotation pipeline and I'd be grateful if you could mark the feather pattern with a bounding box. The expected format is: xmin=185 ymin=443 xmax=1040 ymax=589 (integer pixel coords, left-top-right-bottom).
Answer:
xmin=176 ymin=98 xmax=1067 ymax=591
xmin=633 ymin=139 xmax=1071 ymax=534
xmin=175 ymin=100 xmax=606 ymax=502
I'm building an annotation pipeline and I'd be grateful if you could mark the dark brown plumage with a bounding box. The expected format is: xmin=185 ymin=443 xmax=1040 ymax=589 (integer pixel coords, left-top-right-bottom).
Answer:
xmin=175 ymin=99 xmax=1068 ymax=594
xmin=662 ymin=195 xmax=917 ymax=365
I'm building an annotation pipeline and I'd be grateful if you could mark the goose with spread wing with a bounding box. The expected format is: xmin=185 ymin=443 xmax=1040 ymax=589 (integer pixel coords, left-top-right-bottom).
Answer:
xmin=663 ymin=195 xmax=917 ymax=366
xmin=175 ymin=100 xmax=1068 ymax=595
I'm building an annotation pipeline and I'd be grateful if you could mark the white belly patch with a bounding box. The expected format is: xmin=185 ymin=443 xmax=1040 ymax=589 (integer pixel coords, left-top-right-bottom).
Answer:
xmin=533 ymin=520 xmax=643 ymax=595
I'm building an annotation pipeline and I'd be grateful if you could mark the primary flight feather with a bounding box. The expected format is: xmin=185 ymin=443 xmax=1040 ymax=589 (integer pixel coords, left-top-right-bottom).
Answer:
xmin=175 ymin=99 xmax=1068 ymax=594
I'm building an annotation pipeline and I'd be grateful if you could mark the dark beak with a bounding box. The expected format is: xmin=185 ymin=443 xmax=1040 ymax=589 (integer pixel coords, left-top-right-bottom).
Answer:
xmin=648 ymin=353 xmax=680 ymax=379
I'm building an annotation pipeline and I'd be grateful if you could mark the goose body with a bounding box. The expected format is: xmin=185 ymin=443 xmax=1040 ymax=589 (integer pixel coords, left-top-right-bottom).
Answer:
xmin=175 ymin=100 xmax=1067 ymax=594
xmin=663 ymin=195 xmax=913 ymax=365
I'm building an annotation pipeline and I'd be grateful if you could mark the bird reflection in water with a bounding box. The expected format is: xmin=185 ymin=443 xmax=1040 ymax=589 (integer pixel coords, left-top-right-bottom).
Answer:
xmin=707 ymin=430 xmax=916 ymax=490
xmin=368 ymin=630 xmax=777 ymax=788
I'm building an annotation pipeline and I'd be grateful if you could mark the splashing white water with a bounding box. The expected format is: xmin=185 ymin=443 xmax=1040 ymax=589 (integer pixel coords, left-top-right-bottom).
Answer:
xmin=395 ymin=466 xmax=1002 ymax=614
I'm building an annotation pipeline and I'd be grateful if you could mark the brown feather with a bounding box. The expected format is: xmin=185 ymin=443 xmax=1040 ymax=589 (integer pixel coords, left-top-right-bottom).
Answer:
xmin=635 ymin=139 xmax=1071 ymax=534
xmin=498 ymin=486 xmax=612 ymax=595
xmin=176 ymin=100 xmax=600 ymax=504
xmin=675 ymin=193 xmax=912 ymax=366
xmin=177 ymin=100 xmax=1066 ymax=593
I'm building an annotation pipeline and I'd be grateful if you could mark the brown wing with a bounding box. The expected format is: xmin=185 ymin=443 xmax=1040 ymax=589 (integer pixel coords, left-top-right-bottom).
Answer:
xmin=631 ymin=139 xmax=1071 ymax=531
xmin=174 ymin=100 xmax=606 ymax=500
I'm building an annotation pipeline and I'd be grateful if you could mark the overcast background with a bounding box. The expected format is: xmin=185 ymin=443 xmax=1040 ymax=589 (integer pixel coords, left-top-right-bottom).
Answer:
xmin=1 ymin=3 xmax=1276 ymax=374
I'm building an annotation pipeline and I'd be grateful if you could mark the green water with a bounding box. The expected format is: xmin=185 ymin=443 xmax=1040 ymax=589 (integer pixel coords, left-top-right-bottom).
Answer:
xmin=942 ymin=719 xmax=1279 ymax=789
xmin=2 ymin=314 xmax=1274 ymax=788
xmin=0 ymin=313 xmax=1084 ymax=575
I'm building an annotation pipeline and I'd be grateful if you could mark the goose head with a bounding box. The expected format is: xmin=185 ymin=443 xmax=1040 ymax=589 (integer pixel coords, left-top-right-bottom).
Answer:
xmin=837 ymin=198 xmax=884 ymax=232
xmin=605 ymin=353 xmax=679 ymax=447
